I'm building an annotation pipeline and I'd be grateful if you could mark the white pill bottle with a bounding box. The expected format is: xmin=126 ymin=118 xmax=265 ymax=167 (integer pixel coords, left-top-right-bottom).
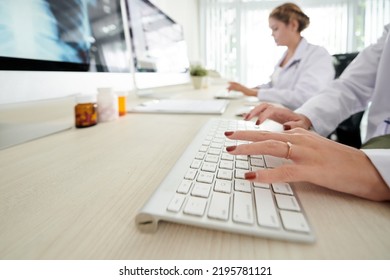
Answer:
xmin=97 ymin=87 xmax=119 ymax=122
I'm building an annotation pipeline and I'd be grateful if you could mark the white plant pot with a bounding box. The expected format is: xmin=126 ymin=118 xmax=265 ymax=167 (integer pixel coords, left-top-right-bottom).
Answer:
xmin=191 ymin=76 xmax=204 ymax=89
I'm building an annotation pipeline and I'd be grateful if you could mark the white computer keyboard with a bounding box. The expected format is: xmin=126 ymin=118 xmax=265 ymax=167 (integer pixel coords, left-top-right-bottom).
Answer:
xmin=136 ymin=118 xmax=315 ymax=243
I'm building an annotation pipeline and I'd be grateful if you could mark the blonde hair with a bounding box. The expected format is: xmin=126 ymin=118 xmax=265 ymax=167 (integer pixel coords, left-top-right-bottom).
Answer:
xmin=269 ymin=2 xmax=310 ymax=32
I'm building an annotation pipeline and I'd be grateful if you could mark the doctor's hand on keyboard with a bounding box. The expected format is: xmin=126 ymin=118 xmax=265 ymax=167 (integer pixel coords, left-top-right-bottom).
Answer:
xmin=169 ymin=119 xmax=312 ymax=239
xmin=243 ymin=102 xmax=312 ymax=129
xmin=224 ymin=127 xmax=390 ymax=202
xmin=137 ymin=119 xmax=315 ymax=242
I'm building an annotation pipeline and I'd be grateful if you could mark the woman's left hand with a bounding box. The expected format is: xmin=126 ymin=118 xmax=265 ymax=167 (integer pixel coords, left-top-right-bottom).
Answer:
xmin=227 ymin=82 xmax=257 ymax=96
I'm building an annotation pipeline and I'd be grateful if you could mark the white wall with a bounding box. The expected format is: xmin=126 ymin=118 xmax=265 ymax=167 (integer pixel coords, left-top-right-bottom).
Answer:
xmin=150 ymin=0 xmax=200 ymax=63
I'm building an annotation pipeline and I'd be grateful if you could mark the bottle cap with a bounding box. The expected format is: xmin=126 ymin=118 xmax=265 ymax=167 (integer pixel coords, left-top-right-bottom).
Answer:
xmin=115 ymin=90 xmax=129 ymax=97
xmin=97 ymin=91 xmax=116 ymax=100
xmin=76 ymin=94 xmax=97 ymax=104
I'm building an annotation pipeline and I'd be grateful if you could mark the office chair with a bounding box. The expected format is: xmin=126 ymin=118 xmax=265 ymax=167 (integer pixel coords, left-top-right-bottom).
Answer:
xmin=330 ymin=52 xmax=365 ymax=148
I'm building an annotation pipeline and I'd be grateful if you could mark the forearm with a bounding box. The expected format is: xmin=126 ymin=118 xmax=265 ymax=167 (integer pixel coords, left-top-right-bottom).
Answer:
xmin=294 ymin=82 xmax=359 ymax=137
xmin=258 ymin=87 xmax=313 ymax=110
xmin=243 ymin=87 xmax=258 ymax=96
xmin=356 ymin=151 xmax=390 ymax=201
xmin=228 ymin=82 xmax=258 ymax=96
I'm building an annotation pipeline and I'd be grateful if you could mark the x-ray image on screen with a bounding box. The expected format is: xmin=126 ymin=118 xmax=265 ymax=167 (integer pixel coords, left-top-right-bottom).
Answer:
xmin=125 ymin=0 xmax=189 ymax=73
xmin=0 ymin=0 xmax=130 ymax=72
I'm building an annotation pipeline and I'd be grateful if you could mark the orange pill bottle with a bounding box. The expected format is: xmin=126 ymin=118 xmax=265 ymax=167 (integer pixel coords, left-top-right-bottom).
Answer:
xmin=75 ymin=95 xmax=98 ymax=128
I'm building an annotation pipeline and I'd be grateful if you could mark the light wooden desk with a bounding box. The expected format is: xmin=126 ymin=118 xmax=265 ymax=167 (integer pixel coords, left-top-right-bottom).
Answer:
xmin=1 ymin=85 xmax=390 ymax=260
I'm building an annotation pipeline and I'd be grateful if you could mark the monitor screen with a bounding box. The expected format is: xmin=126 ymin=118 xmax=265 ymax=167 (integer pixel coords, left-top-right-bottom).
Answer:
xmin=125 ymin=0 xmax=189 ymax=73
xmin=0 ymin=0 xmax=130 ymax=73
xmin=124 ymin=0 xmax=190 ymax=90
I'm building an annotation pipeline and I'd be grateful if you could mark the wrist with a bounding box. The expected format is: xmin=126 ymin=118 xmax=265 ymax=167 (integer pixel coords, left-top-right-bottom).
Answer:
xmin=359 ymin=151 xmax=390 ymax=201
xmin=245 ymin=88 xmax=258 ymax=96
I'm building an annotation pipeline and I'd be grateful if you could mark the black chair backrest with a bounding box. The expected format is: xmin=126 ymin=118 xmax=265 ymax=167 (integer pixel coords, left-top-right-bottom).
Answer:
xmin=332 ymin=52 xmax=359 ymax=78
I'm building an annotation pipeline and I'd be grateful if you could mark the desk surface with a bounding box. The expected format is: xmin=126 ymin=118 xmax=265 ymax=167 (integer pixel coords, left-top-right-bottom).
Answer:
xmin=1 ymin=85 xmax=390 ymax=260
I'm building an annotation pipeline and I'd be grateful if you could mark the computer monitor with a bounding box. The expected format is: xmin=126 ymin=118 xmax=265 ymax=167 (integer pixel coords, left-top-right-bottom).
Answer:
xmin=0 ymin=0 xmax=134 ymax=149
xmin=0 ymin=0 xmax=134 ymax=104
xmin=123 ymin=0 xmax=190 ymax=92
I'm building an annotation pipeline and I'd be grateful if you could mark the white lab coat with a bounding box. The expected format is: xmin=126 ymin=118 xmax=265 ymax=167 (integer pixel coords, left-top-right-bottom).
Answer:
xmin=257 ymin=38 xmax=335 ymax=110
xmin=296 ymin=24 xmax=390 ymax=187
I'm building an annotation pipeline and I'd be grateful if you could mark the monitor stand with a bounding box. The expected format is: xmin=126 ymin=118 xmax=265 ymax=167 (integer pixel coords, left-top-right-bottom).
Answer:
xmin=0 ymin=97 xmax=74 ymax=150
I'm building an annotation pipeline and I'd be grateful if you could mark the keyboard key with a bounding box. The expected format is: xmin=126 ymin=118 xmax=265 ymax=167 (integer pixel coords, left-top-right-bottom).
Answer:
xmin=208 ymin=192 xmax=230 ymax=220
xmin=184 ymin=197 xmax=207 ymax=216
xmin=250 ymin=157 xmax=265 ymax=167
xmin=205 ymin=155 xmax=219 ymax=163
xmin=219 ymin=160 xmax=233 ymax=170
xmin=191 ymin=159 xmax=202 ymax=169
xmin=234 ymin=179 xmax=251 ymax=193
xmin=208 ymin=148 xmax=221 ymax=155
xmin=214 ymin=179 xmax=232 ymax=193
xmin=217 ymin=169 xmax=233 ymax=180
xmin=233 ymin=192 xmax=254 ymax=224
xmin=202 ymin=162 xmax=217 ymax=172
xmin=197 ymin=171 xmax=214 ymax=184
xmin=167 ymin=194 xmax=186 ymax=213
xmin=184 ymin=169 xmax=197 ymax=180
xmin=235 ymin=160 xmax=249 ymax=169
xmin=210 ymin=142 xmax=223 ymax=148
xmin=234 ymin=169 xmax=246 ymax=179
xmin=251 ymin=166 xmax=265 ymax=172
xmin=275 ymin=194 xmax=300 ymax=211
xmin=253 ymin=182 xmax=270 ymax=189
xmin=199 ymin=145 xmax=208 ymax=152
xmin=221 ymin=153 xmax=234 ymax=161
xmin=202 ymin=140 xmax=211 ymax=146
xmin=195 ymin=152 xmax=206 ymax=160
xmin=236 ymin=155 xmax=248 ymax=161
xmin=280 ymin=210 xmax=310 ymax=233
xmin=224 ymin=140 xmax=236 ymax=147
xmin=254 ymin=188 xmax=280 ymax=228
xmin=191 ymin=182 xmax=212 ymax=198
xmin=272 ymin=182 xmax=293 ymax=195
xmin=177 ymin=180 xmax=192 ymax=194
xmin=213 ymin=137 xmax=225 ymax=143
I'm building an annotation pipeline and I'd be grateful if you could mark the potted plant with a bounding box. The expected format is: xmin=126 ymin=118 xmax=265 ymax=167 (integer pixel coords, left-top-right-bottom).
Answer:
xmin=190 ymin=64 xmax=208 ymax=89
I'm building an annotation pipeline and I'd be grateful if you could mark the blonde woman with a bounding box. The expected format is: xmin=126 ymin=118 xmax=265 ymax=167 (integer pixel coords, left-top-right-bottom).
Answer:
xmin=228 ymin=3 xmax=334 ymax=110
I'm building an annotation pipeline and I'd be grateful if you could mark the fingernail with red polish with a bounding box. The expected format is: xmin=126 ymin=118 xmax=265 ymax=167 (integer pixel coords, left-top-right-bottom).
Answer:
xmin=224 ymin=131 xmax=234 ymax=137
xmin=255 ymin=120 xmax=260 ymax=125
xmin=245 ymin=172 xmax=257 ymax=180
xmin=226 ymin=146 xmax=236 ymax=152
xmin=283 ymin=124 xmax=291 ymax=130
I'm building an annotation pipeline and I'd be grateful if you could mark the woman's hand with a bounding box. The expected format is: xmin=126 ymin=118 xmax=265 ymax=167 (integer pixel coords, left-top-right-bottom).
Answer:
xmin=227 ymin=82 xmax=257 ymax=96
xmin=244 ymin=103 xmax=312 ymax=130
xmin=224 ymin=128 xmax=390 ymax=201
xmin=244 ymin=103 xmax=312 ymax=129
